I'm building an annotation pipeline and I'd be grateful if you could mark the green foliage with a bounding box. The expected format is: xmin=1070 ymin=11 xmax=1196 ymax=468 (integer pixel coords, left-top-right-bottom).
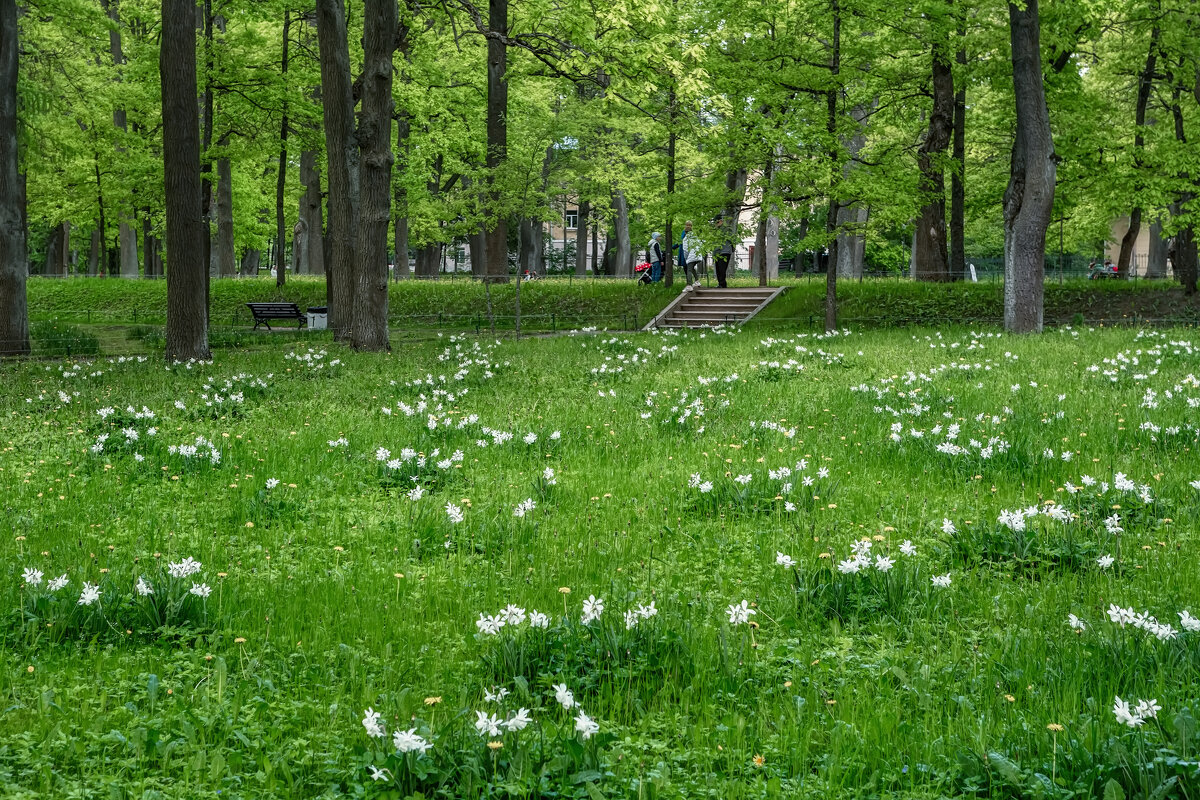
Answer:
xmin=30 ymin=319 xmax=101 ymax=357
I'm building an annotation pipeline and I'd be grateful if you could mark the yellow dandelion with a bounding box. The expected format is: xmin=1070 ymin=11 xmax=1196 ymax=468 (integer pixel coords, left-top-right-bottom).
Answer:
xmin=487 ymin=741 xmax=503 ymax=750
xmin=752 ymin=754 xmax=765 ymax=768
xmin=424 ymin=696 xmax=443 ymax=706
xmin=1047 ymin=723 xmax=1064 ymax=732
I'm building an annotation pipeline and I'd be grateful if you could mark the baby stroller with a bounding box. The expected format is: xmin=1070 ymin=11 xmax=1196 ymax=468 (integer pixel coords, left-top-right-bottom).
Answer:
xmin=635 ymin=262 xmax=653 ymax=285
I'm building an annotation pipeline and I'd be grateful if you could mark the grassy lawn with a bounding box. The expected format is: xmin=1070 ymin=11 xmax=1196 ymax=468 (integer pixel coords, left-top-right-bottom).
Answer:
xmin=2 ymin=326 xmax=1199 ymax=798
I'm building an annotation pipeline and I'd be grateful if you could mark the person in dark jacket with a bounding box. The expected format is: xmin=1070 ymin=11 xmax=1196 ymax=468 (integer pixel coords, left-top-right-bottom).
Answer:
xmin=712 ymin=214 xmax=734 ymax=288
xmin=648 ymin=233 xmax=665 ymax=282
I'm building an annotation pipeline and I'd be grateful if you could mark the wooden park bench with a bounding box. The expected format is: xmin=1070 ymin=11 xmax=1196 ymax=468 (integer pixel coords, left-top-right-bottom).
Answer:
xmin=246 ymin=302 xmax=307 ymax=331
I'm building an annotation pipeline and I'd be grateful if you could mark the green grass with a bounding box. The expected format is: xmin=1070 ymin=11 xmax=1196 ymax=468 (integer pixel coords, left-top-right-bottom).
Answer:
xmin=2 ymin=326 xmax=1200 ymax=798
xmin=26 ymin=276 xmax=676 ymax=331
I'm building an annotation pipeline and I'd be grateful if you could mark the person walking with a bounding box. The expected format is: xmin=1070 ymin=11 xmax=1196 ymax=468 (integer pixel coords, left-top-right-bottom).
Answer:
xmin=712 ymin=215 xmax=734 ymax=288
xmin=648 ymin=232 xmax=665 ymax=282
xmin=678 ymin=220 xmax=703 ymax=290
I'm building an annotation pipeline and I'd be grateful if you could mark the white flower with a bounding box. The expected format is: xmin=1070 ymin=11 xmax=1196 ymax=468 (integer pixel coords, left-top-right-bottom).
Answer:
xmin=574 ymin=710 xmax=600 ymax=740
xmin=1191 ymin=479 xmax=1200 ymax=491
xmin=1068 ymin=614 xmax=1086 ymax=631
xmin=727 ymin=600 xmax=756 ymax=625
xmin=624 ymin=610 xmax=639 ymax=630
xmin=21 ymin=568 xmax=43 ymax=587
xmin=474 ymin=711 xmax=503 ymax=737
xmin=78 ymin=582 xmax=101 ymax=606
xmin=501 ymin=605 xmax=526 ymax=626
xmin=484 ymin=687 xmax=510 ymax=703
xmin=874 ymin=555 xmax=895 ymax=572
xmin=1113 ymin=696 xmax=1144 ymax=727
xmin=362 ymin=708 xmax=387 ymax=738
xmin=775 ymin=552 xmax=796 ymax=568
xmin=941 ymin=519 xmax=956 ymax=535
xmin=899 ymin=540 xmax=917 ymax=556
xmin=445 ymin=502 xmax=464 ymax=523
xmin=266 ymin=478 xmax=280 ymax=489
xmin=523 ymin=432 xmax=538 ymax=444
xmin=542 ymin=467 xmax=557 ymax=485
xmin=47 ymin=574 xmax=69 ymax=592
xmin=504 ymin=708 xmax=532 ymax=732
xmin=581 ymin=595 xmax=604 ymax=624
xmin=698 ymin=481 xmax=714 ymax=493
xmin=931 ymin=574 xmax=952 ymax=588
xmin=784 ymin=501 xmax=797 ymax=512
xmin=168 ymin=557 xmax=202 ymax=579
xmin=734 ymin=474 xmax=752 ymax=485
xmin=637 ymin=601 xmax=658 ymax=619
xmin=837 ymin=557 xmax=864 ymax=574
xmin=1135 ymin=699 xmax=1161 ymax=720
xmin=407 ymin=485 xmax=425 ymax=502
xmin=550 ymin=430 xmax=561 ymax=440
xmin=392 ymin=728 xmax=431 ymax=754
xmin=553 ymin=683 xmax=577 ymax=709
xmin=375 ymin=447 xmax=391 ymax=462
xmin=1179 ymin=610 xmax=1200 ymax=632
xmin=190 ymin=582 xmax=212 ymax=598
xmin=529 ymin=610 xmax=550 ymax=628
xmin=367 ymin=765 xmax=392 ymax=781
xmin=513 ymin=498 xmax=536 ymax=518
xmin=476 ymin=614 xmax=504 ymax=635
xmin=136 ymin=577 xmax=154 ymax=596
xmin=1104 ymin=514 xmax=1123 ymax=535
xmin=1097 ymin=554 xmax=1115 ymax=569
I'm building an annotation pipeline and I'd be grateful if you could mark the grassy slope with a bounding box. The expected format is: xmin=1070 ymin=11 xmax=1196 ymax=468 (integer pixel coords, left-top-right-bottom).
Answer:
xmin=26 ymin=276 xmax=676 ymax=330
xmin=2 ymin=327 xmax=1199 ymax=797
xmin=27 ymin=276 xmax=1200 ymax=334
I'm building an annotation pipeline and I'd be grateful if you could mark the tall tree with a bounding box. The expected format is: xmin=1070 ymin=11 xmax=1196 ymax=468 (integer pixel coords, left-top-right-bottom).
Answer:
xmin=275 ymin=10 xmax=292 ymax=289
xmin=0 ymin=0 xmax=28 ymax=356
xmin=1115 ymin=26 xmax=1160 ymax=278
xmin=913 ymin=18 xmax=955 ymax=282
xmin=351 ymin=0 xmax=398 ymax=350
xmin=162 ymin=0 xmax=210 ymax=360
xmin=484 ymin=0 xmax=509 ymax=282
xmin=100 ymin=0 xmax=139 ymax=278
xmin=316 ymin=0 xmax=358 ymax=339
xmin=1002 ymin=0 xmax=1056 ymax=333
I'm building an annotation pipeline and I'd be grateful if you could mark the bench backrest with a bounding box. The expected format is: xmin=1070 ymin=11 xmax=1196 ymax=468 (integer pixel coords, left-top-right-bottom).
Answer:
xmin=246 ymin=302 xmax=302 ymax=317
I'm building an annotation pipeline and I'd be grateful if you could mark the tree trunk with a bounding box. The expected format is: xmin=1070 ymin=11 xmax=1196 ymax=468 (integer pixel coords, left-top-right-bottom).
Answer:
xmin=950 ymin=24 xmax=967 ymax=281
xmin=591 ymin=219 xmax=599 ymax=273
xmin=613 ymin=188 xmax=631 ymax=277
xmin=824 ymin=0 xmax=842 ymax=333
xmin=484 ymin=0 xmax=509 ymax=282
xmin=575 ymin=200 xmax=590 ymax=275
xmin=215 ymin=152 xmax=235 ymax=277
xmin=199 ymin=0 xmax=213 ymax=316
xmin=58 ymin=222 xmax=72 ymax=276
xmin=765 ymin=212 xmax=779 ymax=280
xmin=241 ymin=248 xmax=260 ymax=277
xmin=351 ymin=0 xmax=397 ymax=351
xmin=299 ymin=150 xmax=324 ymax=276
xmin=753 ymin=216 xmax=767 ymax=285
xmin=914 ymin=37 xmax=954 ymax=282
xmin=664 ymin=88 xmax=677 ymax=287
xmin=835 ymin=205 xmax=867 ymax=277
xmin=1170 ymin=92 xmax=1197 ymax=295
xmin=1147 ymin=217 xmax=1168 ymax=278
xmin=317 ymin=0 xmax=358 ymax=339
xmin=0 ymin=0 xmax=26 ymax=354
xmin=1002 ymin=0 xmax=1056 ymax=333
xmin=161 ymin=0 xmax=209 ymax=360
xmin=100 ymin=0 xmax=139 ymax=279
xmin=392 ymin=218 xmax=409 ymax=279
xmin=274 ymin=12 xmax=291 ymax=289
xmin=415 ymin=244 xmax=439 ymax=277
xmin=1116 ymin=29 xmax=1159 ymax=279
xmin=88 ymin=229 xmax=100 ymax=276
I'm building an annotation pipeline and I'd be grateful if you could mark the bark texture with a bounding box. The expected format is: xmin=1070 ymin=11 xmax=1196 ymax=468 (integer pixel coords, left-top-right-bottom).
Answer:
xmin=914 ymin=40 xmax=954 ymax=281
xmin=161 ymin=0 xmax=210 ymax=360
xmin=484 ymin=0 xmax=509 ymax=281
xmin=216 ymin=153 xmax=236 ymax=277
xmin=351 ymin=0 xmax=397 ymax=351
xmin=1002 ymin=0 xmax=1056 ymax=333
xmin=575 ymin=200 xmax=590 ymax=276
xmin=316 ymin=0 xmax=359 ymax=339
xmin=0 ymin=0 xmax=29 ymax=356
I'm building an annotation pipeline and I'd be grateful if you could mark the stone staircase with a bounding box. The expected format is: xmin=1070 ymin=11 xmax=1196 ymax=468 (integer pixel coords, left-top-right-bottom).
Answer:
xmin=645 ymin=286 xmax=785 ymax=329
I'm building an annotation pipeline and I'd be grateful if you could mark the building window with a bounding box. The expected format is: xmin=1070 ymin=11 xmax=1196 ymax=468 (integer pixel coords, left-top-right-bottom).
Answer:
xmin=564 ymin=209 xmax=579 ymax=230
